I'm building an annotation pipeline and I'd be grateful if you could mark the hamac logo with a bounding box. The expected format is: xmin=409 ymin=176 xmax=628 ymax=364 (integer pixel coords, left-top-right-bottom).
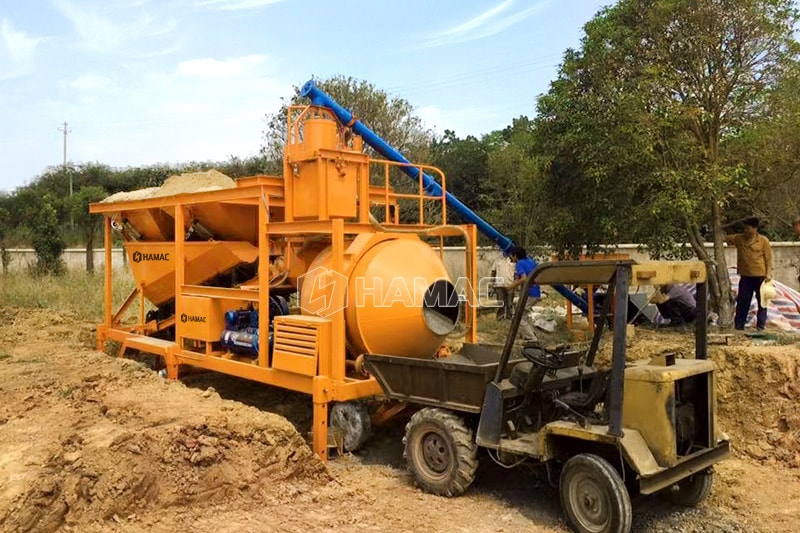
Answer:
xmin=180 ymin=313 xmax=206 ymax=324
xmin=132 ymin=251 xmax=169 ymax=263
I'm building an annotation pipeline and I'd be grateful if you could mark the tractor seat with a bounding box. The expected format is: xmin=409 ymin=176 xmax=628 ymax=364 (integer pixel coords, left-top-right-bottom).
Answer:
xmin=510 ymin=360 xmax=604 ymax=396
xmin=557 ymin=371 xmax=610 ymax=410
xmin=510 ymin=362 xmax=536 ymax=390
xmin=510 ymin=346 xmax=584 ymax=391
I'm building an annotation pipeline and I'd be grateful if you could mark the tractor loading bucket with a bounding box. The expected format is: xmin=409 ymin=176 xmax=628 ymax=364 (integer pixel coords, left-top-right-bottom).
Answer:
xmin=126 ymin=241 xmax=259 ymax=305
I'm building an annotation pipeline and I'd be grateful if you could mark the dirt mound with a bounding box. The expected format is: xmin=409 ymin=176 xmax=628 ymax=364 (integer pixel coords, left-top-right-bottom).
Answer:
xmin=714 ymin=345 xmax=800 ymax=467
xmin=0 ymin=309 xmax=326 ymax=532
xmin=101 ymin=170 xmax=235 ymax=203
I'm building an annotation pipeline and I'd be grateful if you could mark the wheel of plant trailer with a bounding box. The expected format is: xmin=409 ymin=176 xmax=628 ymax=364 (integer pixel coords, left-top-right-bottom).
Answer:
xmin=662 ymin=470 xmax=713 ymax=507
xmin=560 ymin=454 xmax=632 ymax=533
xmin=329 ymin=402 xmax=372 ymax=452
xmin=403 ymin=408 xmax=478 ymax=497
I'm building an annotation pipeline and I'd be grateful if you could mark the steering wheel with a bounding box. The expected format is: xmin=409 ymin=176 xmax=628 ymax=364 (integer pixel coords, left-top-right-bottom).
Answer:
xmin=521 ymin=345 xmax=565 ymax=369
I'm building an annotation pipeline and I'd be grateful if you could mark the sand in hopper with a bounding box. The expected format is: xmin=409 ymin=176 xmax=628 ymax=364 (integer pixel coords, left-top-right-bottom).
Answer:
xmin=101 ymin=169 xmax=236 ymax=203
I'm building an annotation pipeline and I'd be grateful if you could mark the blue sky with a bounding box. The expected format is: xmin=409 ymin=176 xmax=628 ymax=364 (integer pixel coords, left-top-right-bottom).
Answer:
xmin=0 ymin=0 xmax=609 ymax=192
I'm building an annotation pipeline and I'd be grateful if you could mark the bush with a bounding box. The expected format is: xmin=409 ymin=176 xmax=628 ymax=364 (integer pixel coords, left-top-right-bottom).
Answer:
xmin=31 ymin=202 xmax=66 ymax=276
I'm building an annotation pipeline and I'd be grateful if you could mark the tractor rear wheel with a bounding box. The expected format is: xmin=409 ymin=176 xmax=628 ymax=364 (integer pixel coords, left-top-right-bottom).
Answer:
xmin=662 ymin=469 xmax=713 ymax=507
xmin=403 ymin=408 xmax=477 ymax=497
xmin=560 ymin=453 xmax=632 ymax=533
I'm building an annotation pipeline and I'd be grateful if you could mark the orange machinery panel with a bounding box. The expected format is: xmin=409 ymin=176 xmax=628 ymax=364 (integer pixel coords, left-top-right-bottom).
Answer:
xmin=126 ymin=241 xmax=259 ymax=305
xmin=271 ymin=315 xmax=331 ymax=376
xmin=179 ymin=296 xmax=243 ymax=342
xmin=292 ymin=155 xmax=361 ymax=220
xmin=289 ymin=118 xmax=364 ymax=220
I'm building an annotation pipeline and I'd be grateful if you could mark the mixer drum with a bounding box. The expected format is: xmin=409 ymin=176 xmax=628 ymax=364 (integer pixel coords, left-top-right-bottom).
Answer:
xmin=299 ymin=236 xmax=460 ymax=358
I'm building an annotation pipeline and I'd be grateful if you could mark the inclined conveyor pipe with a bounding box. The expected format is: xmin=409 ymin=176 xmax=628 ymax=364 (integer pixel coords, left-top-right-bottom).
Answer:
xmin=299 ymin=80 xmax=588 ymax=313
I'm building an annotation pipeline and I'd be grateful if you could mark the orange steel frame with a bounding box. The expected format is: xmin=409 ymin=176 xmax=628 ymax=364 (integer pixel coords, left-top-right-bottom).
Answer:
xmin=91 ymin=168 xmax=478 ymax=461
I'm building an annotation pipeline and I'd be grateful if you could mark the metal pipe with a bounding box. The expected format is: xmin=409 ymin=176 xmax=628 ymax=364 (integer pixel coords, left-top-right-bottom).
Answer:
xmin=696 ymin=281 xmax=708 ymax=360
xmin=299 ymin=80 xmax=588 ymax=313
xmin=608 ymin=265 xmax=631 ymax=437
xmin=585 ymin=277 xmax=616 ymax=368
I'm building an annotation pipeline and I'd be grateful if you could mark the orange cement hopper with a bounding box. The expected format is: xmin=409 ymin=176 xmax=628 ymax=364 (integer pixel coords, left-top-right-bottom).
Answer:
xmin=126 ymin=241 xmax=259 ymax=305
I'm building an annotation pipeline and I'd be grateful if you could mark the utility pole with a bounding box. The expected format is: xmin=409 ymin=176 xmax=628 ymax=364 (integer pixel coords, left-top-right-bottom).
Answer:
xmin=58 ymin=121 xmax=73 ymax=228
xmin=58 ymin=121 xmax=72 ymax=197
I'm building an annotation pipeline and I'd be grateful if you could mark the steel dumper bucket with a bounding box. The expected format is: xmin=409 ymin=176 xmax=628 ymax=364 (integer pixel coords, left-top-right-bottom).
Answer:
xmin=126 ymin=241 xmax=259 ymax=305
xmin=363 ymin=344 xmax=522 ymax=413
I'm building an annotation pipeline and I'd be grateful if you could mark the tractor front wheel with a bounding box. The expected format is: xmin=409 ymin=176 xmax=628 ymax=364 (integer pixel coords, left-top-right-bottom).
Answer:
xmin=560 ymin=453 xmax=632 ymax=533
xmin=403 ymin=408 xmax=477 ymax=497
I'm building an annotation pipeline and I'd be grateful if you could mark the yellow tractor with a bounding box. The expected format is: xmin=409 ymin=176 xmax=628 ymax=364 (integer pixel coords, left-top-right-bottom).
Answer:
xmin=365 ymin=259 xmax=729 ymax=533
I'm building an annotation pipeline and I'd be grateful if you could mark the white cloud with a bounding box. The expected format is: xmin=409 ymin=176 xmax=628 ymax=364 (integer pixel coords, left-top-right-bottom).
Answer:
xmin=53 ymin=0 xmax=179 ymax=55
xmin=0 ymin=18 xmax=45 ymax=80
xmin=69 ymin=73 xmax=113 ymax=91
xmin=418 ymin=104 xmax=503 ymax=137
xmin=53 ymin=0 xmax=122 ymax=51
xmin=52 ymin=55 xmax=293 ymax=173
xmin=438 ymin=0 xmax=514 ymax=38
xmin=177 ymin=54 xmax=267 ymax=77
xmin=195 ymin=0 xmax=285 ymax=10
xmin=417 ymin=105 xmax=445 ymax=132
xmin=423 ymin=0 xmax=549 ymax=48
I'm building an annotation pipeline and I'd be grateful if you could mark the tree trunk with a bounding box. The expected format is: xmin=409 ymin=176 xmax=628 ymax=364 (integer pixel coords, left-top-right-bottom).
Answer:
xmin=711 ymin=201 xmax=734 ymax=327
xmin=0 ymin=246 xmax=8 ymax=275
xmin=85 ymin=230 xmax=95 ymax=274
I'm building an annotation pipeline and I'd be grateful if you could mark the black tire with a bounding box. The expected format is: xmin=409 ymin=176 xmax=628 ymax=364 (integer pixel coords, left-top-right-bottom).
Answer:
xmin=329 ymin=401 xmax=372 ymax=452
xmin=662 ymin=470 xmax=713 ymax=507
xmin=403 ymin=408 xmax=478 ymax=497
xmin=560 ymin=453 xmax=632 ymax=533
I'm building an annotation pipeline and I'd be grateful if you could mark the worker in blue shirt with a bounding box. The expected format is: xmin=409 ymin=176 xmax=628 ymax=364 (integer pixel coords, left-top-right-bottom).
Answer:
xmin=508 ymin=246 xmax=540 ymax=341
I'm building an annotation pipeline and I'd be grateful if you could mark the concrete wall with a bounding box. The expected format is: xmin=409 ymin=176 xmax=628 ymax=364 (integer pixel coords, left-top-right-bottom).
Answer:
xmin=439 ymin=243 xmax=800 ymax=291
xmin=3 ymin=248 xmax=128 ymax=272
xmin=5 ymin=243 xmax=800 ymax=290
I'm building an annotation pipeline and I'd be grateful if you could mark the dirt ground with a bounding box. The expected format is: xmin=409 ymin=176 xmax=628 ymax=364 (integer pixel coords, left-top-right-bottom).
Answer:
xmin=1 ymin=308 xmax=799 ymax=532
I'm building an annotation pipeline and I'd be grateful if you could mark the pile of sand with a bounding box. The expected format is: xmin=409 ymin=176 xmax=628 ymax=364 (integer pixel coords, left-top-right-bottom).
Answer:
xmin=0 ymin=309 xmax=327 ymax=532
xmin=101 ymin=170 xmax=236 ymax=203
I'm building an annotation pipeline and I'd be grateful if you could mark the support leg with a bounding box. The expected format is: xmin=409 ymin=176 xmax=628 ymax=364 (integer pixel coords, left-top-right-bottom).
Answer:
xmin=164 ymin=349 xmax=179 ymax=380
xmin=312 ymin=376 xmax=331 ymax=462
xmin=96 ymin=326 xmax=107 ymax=352
xmin=313 ymin=399 xmax=329 ymax=462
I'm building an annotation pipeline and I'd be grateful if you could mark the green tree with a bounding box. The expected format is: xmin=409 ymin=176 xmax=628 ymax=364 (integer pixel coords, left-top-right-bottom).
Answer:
xmin=482 ymin=118 xmax=540 ymax=247
xmin=263 ymin=75 xmax=432 ymax=166
xmin=70 ymin=186 xmax=107 ymax=273
xmin=429 ymin=130 xmax=492 ymax=223
xmin=532 ymin=0 xmax=799 ymax=324
xmin=0 ymin=195 xmax=10 ymax=274
xmin=724 ymin=63 xmax=800 ymax=238
xmin=30 ymin=198 xmax=66 ymax=276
